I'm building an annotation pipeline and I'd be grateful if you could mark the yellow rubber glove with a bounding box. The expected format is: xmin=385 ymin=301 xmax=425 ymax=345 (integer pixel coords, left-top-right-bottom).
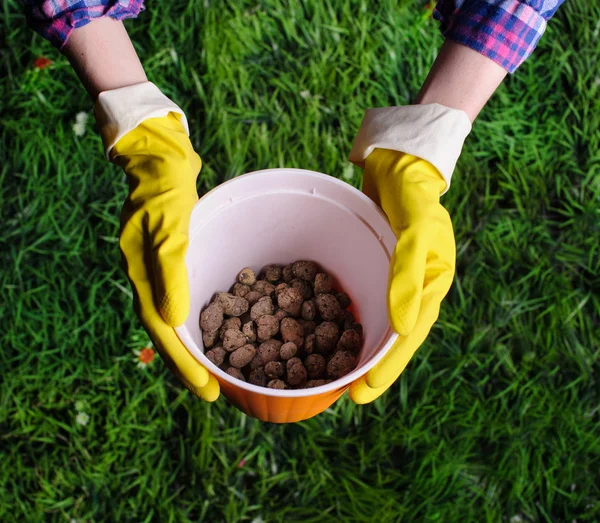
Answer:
xmin=112 ymin=113 xmax=219 ymax=401
xmin=350 ymin=148 xmax=456 ymax=404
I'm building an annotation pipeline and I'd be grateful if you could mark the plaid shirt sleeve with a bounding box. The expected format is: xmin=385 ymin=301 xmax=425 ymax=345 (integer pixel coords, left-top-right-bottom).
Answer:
xmin=22 ymin=0 xmax=145 ymax=50
xmin=434 ymin=0 xmax=565 ymax=73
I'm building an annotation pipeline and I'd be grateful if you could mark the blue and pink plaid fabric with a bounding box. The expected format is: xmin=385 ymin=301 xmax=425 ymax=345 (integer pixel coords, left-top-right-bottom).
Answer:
xmin=22 ymin=0 xmax=144 ymax=50
xmin=23 ymin=0 xmax=563 ymax=72
xmin=434 ymin=0 xmax=565 ymax=72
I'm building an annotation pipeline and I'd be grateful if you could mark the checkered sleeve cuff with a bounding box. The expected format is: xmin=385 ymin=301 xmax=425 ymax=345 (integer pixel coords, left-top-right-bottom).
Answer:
xmin=433 ymin=0 xmax=563 ymax=73
xmin=22 ymin=0 xmax=145 ymax=50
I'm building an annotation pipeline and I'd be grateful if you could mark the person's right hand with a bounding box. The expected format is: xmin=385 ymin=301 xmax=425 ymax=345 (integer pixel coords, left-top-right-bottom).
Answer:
xmin=96 ymin=83 xmax=219 ymax=401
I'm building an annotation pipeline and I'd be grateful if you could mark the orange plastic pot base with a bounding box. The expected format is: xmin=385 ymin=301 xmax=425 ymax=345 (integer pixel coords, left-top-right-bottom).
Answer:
xmin=216 ymin=374 xmax=348 ymax=423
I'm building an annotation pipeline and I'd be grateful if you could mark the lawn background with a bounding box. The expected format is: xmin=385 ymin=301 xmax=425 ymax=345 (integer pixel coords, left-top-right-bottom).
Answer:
xmin=1 ymin=0 xmax=599 ymax=521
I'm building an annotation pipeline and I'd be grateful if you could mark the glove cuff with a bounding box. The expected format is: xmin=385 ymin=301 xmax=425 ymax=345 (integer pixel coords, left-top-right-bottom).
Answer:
xmin=95 ymin=82 xmax=190 ymax=159
xmin=348 ymin=104 xmax=471 ymax=194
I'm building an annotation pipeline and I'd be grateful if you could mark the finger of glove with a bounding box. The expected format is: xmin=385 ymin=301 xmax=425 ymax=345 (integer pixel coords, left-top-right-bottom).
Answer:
xmin=191 ymin=374 xmax=220 ymax=402
xmin=366 ymin=265 xmax=454 ymax=389
xmin=349 ymin=375 xmax=390 ymax=404
xmin=148 ymin=153 xmax=199 ymax=327
xmin=114 ymin=113 xmax=200 ymax=327
xmin=163 ymin=352 xmax=220 ymax=402
xmin=151 ymin=317 xmax=212 ymax=391
xmin=387 ymin=228 xmax=430 ymax=336
xmin=152 ymin=227 xmax=193 ymax=327
xmin=364 ymin=150 xmax=440 ymax=337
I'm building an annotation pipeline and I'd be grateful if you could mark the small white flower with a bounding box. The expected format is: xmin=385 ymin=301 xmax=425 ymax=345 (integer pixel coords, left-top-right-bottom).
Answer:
xmin=76 ymin=412 xmax=90 ymax=426
xmin=75 ymin=400 xmax=85 ymax=412
xmin=73 ymin=111 xmax=88 ymax=137
xmin=342 ymin=164 xmax=355 ymax=180
xmin=169 ymin=48 xmax=178 ymax=64
xmin=300 ymin=90 xmax=311 ymax=99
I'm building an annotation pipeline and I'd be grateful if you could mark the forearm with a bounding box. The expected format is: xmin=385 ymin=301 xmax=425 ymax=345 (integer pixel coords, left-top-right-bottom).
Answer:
xmin=415 ymin=40 xmax=507 ymax=123
xmin=63 ymin=17 xmax=147 ymax=100
xmin=421 ymin=0 xmax=566 ymax=122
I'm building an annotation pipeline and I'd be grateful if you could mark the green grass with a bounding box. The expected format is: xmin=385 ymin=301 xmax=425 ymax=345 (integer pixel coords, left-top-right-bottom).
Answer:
xmin=1 ymin=0 xmax=599 ymax=521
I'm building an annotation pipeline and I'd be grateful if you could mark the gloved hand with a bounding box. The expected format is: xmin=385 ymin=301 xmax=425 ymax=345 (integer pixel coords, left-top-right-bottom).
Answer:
xmin=95 ymin=82 xmax=219 ymax=401
xmin=347 ymin=104 xmax=472 ymax=404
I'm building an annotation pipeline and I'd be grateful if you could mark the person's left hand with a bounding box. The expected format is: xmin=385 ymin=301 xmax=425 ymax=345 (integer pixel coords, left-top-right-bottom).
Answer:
xmin=349 ymin=148 xmax=455 ymax=404
xmin=347 ymin=104 xmax=471 ymax=404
